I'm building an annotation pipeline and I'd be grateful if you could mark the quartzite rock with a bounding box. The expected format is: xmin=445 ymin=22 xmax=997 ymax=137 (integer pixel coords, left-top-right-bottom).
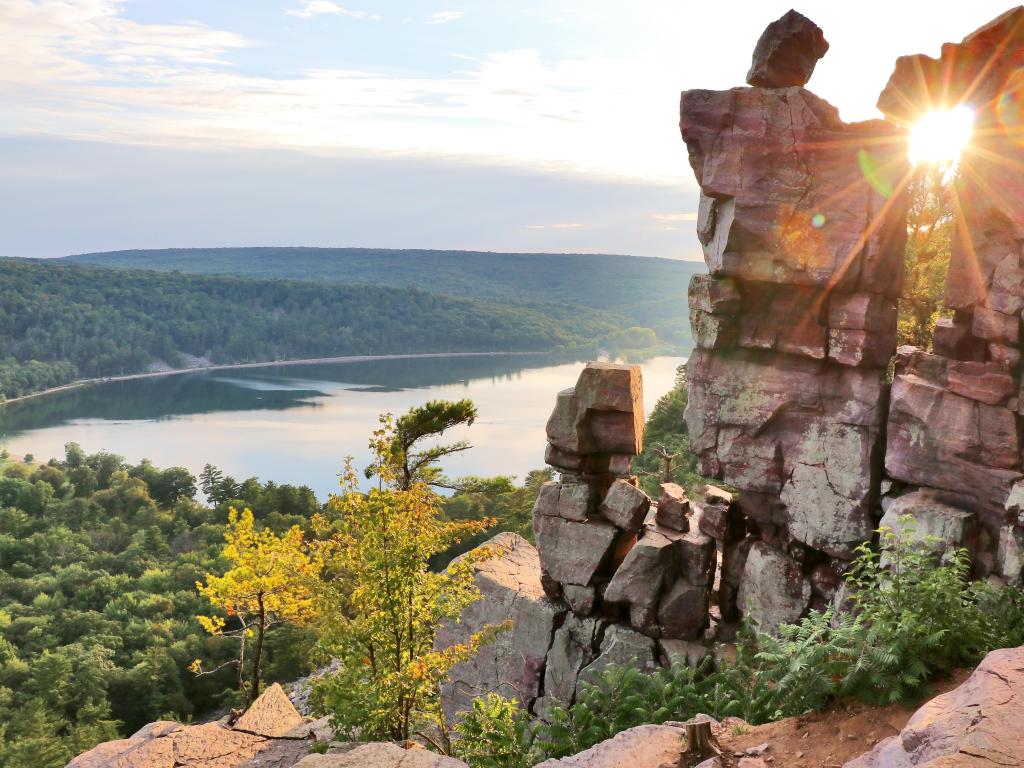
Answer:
xmin=533 ymin=723 xmax=690 ymax=768
xmin=603 ymin=528 xmax=678 ymax=633
xmin=656 ymin=482 xmax=690 ymax=531
xmin=746 ymin=9 xmax=829 ymax=88
xmin=542 ymin=614 xmax=602 ymax=705
xmin=435 ymin=533 xmax=563 ymax=722
xmin=877 ymin=491 xmax=976 ymax=562
xmin=234 ymin=684 xmax=304 ymax=738
xmin=578 ymin=624 xmax=657 ymax=687
xmin=656 ymin=579 xmax=710 ymax=640
xmin=600 ymin=479 xmax=651 ymax=532
xmin=844 ymin=645 xmax=1024 ymax=767
xmin=737 ymin=542 xmax=811 ymax=633
xmin=533 ymin=512 xmax=617 ymax=586
xmin=546 ymin=364 xmax=644 ymax=457
xmin=293 ymin=744 xmax=469 ymax=768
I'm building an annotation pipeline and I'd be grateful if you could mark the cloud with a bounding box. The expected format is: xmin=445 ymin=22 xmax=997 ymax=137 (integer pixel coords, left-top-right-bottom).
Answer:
xmin=286 ymin=1 xmax=376 ymax=20
xmin=425 ymin=11 xmax=464 ymax=24
xmin=0 ymin=3 xmax=694 ymax=183
xmin=525 ymin=222 xmax=586 ymax=230
xmin=652 ymin=212 xmax=699 ymax=222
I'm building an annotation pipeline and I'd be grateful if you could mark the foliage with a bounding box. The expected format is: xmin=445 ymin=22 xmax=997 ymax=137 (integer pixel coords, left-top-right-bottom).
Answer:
xmin=633 ymin=364 xmax=706 ymax=497
xmin=510 ymin=520 xmax=1024 ymax=763
xmin=310 ymin=438 xmax=497 ymax=743
xmin=0 ymin=257 xmax=622 ymax=399
xmin=898 ymin=165 xmax=955 ymax=348
xmin=64 ymin=246 xmax=703 ymax=349
xmin=365 ymin=400 xmax=478 ymax=490
xmin=0 ymin=444 xmax=321 ymax=766
xmin=452 ymin=693 xmax=532 ymax=768
xmin=192 ymin=508 xmax=320 ymax=705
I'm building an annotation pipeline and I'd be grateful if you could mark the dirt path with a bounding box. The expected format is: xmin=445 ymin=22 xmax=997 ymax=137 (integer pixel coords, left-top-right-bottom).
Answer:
xmin=0 ymin=351 xmax=526 ymax=407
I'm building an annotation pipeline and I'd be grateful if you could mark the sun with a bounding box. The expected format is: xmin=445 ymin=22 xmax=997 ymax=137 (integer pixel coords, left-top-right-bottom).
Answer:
xmin=908 ymin=106 xmax=975 ymax=166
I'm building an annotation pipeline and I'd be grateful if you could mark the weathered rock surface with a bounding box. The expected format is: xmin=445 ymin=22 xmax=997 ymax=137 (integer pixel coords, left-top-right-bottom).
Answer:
xmin=600 ymin=479 xmax=651 ymax=532
xmin=737 ymin=542 xmax=811 ymax=633
xmin=435 ymin=532 xmax=563 ymax=721
xmin=293 ymin=744 xmax=468 ymax=768
xmin=533 ymin=723 xmax=687 ymax=768
xmin=656 ymin=482 xmax=690 ymax=531
xmin=234 ymin=684 xmax=305 ymax=738
xmin=845 ymin=646 xmax=1024 ymax=767
xmin=878 ymin=491 xmax=976 ymax=562
xmin=543 ymin=614 xmax=602 ymax=705
xmin=746 ymin=9 xmax=829 ymax=88
xmin=67 ymin=685 xmax=320 ymax=768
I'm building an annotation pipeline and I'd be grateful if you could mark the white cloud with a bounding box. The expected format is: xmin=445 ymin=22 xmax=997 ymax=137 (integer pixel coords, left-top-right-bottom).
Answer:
xmin=426 ymin=11 xmax=464 ymax=24
xmin=286 ymin=1 xmax=375 ymax=20
xmin=525 ymin=222 xmax=586 ymax=229
xmin=652 ymin=212 xmax=699 ymax=222
xmin=0 ymin=2 xmax=691 ymax=183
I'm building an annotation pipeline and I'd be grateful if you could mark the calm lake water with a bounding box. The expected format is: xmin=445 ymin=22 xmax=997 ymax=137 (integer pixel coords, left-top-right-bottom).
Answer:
xmin=0 ymin=354 xmax=683 ymax=498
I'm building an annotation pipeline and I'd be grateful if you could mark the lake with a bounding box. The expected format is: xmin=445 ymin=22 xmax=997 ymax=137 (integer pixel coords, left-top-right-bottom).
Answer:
xmin=0 ymin=354 xmax=683 ymax=499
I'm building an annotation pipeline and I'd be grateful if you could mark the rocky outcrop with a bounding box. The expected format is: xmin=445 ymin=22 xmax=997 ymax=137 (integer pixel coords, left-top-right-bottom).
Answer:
xmin=66 ymin=685 xmax=324 ymax=768
xmin=680 ymin=8 xmax=908 ymax=631
xmin=533 ymin=723 xmax=688 ymax=768
xmin=293 ymin=744 xmax=468 ymax=768
xmin=845 ymin=646 xmax=1024 ymax=767
xmin=874 ymin=11 xmax=1024 ymax=573
xmin=435 ymin=532 xmax=564 ymax=722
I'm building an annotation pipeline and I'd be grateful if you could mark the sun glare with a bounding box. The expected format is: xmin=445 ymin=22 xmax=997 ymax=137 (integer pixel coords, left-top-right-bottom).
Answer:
xmin=908 ymin=106 xmax=975 ymax=166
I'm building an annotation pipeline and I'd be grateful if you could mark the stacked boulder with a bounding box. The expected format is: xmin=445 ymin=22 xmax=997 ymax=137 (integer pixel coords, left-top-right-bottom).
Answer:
xmin=530 ymin=362 xmax=746 ymax=703
xmin=876 ymin=8 xmax=1024 ymax=583
xmin=680 ymin=10 xmax=909 ymax=630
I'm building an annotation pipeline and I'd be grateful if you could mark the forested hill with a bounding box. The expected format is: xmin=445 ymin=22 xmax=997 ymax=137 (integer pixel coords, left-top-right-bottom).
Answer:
xmin=0 ymin=258 xmax=620 ymax=400
xmin=64 ymin=247 xmax=703 ymax=347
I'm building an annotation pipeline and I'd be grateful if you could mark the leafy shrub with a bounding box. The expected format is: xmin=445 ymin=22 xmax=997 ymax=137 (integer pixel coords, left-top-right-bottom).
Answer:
xmin=452 ymin=693 xmax=532 ymax=768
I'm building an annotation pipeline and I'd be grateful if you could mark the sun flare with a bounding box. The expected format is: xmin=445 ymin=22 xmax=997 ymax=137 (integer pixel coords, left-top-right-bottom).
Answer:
xmin=908 ymin=106 xmax=975 ymax=166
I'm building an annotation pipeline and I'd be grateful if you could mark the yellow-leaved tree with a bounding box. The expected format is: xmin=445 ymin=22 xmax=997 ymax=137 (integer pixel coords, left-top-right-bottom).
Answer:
xmin=311 ymin=411 xmax=500 ymax=747
xmin=191 ymin=507 xmax=319 ymax=707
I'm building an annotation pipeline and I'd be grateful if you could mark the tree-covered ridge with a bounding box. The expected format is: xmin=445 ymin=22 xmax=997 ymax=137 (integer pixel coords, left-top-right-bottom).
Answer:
xmin=0 ymin=258 xmax=622 ymax=400
xmin=63 ymin=247 xmax=703 ymax=348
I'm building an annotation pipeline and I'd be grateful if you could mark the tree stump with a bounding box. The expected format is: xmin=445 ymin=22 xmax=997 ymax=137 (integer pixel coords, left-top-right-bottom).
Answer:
xmin=679 ymin=720 xmax=719 ymax=766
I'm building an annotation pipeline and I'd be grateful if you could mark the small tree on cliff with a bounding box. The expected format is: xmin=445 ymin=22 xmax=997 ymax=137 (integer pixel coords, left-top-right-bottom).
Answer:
xmin=898 ymin=165 xmax=956 ymax=348
xmin=312 ymin=421 xmax=499 ymax=745
xmin=191 ymin=508 xmax=319 ymax=707
xmin=365 ymin=399 xmax=478 ymax=491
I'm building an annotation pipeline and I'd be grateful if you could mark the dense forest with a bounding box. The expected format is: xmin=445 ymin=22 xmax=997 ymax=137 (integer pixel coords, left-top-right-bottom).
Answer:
xmin=64 ymin=248 xmax=702 ymax=348
xmin=0 ymin=258 xmax=628 ymax=400
xmin=0 ymin=440 xmax=550 ymax=767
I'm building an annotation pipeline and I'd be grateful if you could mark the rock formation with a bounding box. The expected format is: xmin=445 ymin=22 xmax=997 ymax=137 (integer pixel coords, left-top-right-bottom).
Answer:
xmin=844 ymin=645 xmax=1024 ymax=767
xmin=66 ymin=684 xmax=327 ymax=768
xmin=875 ymin=8 xmax=1024 ymax=581
xmin=680 ymin=7 xmax=909 ymax=630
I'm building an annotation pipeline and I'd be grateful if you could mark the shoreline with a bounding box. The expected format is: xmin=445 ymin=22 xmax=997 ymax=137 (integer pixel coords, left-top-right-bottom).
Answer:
xmin=0 ymin=351 xmax=535 ymax=407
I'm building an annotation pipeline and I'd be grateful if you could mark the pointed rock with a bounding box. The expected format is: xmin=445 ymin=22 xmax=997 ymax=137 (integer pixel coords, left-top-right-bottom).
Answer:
xmin=746 ymin=9 xmax=829 ymax=88
xmin=233 ymin=683 xmax=304 ymax=738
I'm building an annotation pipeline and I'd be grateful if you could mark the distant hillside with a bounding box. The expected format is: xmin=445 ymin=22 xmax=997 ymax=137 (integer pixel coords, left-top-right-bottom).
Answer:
xmin=64 ymin=248 xmax=704 ymax=347
xmin=0 ymin=258 xmax=622 ymax=400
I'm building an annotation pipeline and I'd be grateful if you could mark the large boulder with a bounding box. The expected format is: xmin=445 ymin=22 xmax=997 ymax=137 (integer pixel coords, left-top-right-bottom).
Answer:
xmin=435 ymin=533 xmax=564 ymax=722
xmin=533 ymin=723 xmax=686 ymax=768
xmin=545 ymin=363 xmax=643 ymax=457
xmin=533 ymin=512 xmax=618 ymax=586
xmin=746 ymin=9 xmax=829 ymax=88
xmin=845 ymin=646 xmax=1024 ymax=767
xmin=234 ymin=683 xmax=305 ymax=738
xmin=737 ymin=542 xmax=811 ymax=633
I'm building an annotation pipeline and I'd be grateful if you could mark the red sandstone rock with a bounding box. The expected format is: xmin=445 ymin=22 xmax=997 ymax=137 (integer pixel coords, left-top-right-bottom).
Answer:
xmin=599 ymin=479 xmax=652 ymax=532
xmin=656 ymin=482 xmax=690 ymax=531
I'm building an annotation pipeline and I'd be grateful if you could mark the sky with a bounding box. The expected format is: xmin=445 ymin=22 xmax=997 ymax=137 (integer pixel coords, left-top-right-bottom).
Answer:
xmin=0 ymin=0 xmax=1018 ymax=260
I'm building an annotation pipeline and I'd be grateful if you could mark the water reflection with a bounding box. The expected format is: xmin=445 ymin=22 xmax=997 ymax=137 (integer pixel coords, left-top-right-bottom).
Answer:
xmin=0 ymin=354 xmax=683 ymax=499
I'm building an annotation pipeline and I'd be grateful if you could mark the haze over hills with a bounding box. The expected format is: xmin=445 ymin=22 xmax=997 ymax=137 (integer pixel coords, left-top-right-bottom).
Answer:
xmin=64 ymin=247 xmax=703 ymax=348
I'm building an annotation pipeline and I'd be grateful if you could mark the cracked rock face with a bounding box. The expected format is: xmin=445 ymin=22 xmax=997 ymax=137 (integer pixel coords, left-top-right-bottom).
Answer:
xmin=844 ymin=646 xmax=1024 ymax=767
xmin=435 ymin=532 xmax=564 ymax=722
